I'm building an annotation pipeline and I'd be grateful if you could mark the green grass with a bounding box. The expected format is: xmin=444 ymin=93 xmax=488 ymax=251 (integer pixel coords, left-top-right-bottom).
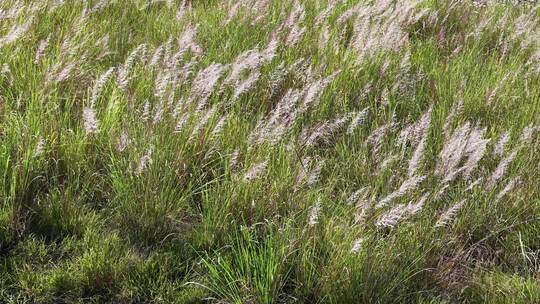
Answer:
xmin=1 ymin=0 xmax=540 ymax=303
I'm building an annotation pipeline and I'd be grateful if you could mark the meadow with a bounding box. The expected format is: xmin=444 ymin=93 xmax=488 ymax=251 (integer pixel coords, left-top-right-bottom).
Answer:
xmin=1 ymin=0 xmax=540 ymax=303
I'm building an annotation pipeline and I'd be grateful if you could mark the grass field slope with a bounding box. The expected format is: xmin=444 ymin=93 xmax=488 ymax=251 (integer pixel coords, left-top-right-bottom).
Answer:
xmin=1 ymin=0 xmax=540 ymax=303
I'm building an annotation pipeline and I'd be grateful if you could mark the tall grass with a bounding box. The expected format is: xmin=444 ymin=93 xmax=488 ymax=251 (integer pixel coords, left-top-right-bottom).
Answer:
xmin=1 ymin=0 xmax=540 ymax=303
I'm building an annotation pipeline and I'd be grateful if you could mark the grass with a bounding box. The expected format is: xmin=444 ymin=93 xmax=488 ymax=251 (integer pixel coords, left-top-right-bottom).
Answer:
xmin=1 ymin=0 xmax=540 ymax=303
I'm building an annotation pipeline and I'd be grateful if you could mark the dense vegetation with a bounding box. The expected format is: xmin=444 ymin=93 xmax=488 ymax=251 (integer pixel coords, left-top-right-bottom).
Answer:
xmin=1 ymin=0 xmax=540 ymax=303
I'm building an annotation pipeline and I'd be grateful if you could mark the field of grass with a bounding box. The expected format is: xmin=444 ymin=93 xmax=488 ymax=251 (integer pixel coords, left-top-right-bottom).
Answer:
xmin=1 ymin=0 xmax=540 ymax=303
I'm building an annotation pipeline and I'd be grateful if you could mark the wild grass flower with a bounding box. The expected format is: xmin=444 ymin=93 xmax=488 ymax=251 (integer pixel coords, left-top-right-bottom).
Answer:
xmin=225 ymin=49 xmax=261 ymax=86
xmin=377 ymin=175 xmax=426 ymax=208
xmin=55 ymin=61 xmax=79 ymax=83
xmin=308 ymin=197 xmax=322 ymax=226
xmin=154 ymin=70 xmax=171 ymax=100
xmin=353 ymin=189 xmax=372 ymax=225
xmin=518 ymin=124 xmax=537 ymax=145
xmin=150 ymin=45 xmax=165 ymax=67
xmin=211 ymin=115 xmax=228 ymax=138
xmin=376 ymin=204 xmax=407 ymax=228
xmin=379 ymin=154 xmax=399 ymax=173
xmin=142 ymin=100 xmax=151 ymax=122
xmin=34 ymin=137 xmax=45 ymax=157
xmin=176 ymin=0 xmax=189 ymax=21
xmin=286 ymin=25 xmax=306 ymax=46
xmin=465 ymin=177 xmax=483 ymax=192
xmin=348 ymin=187 xmax=370 ymax=205
xmin=495 ymin=177 xmax=519 ymax=202
xmin=494 ymin=131 xmax=510 ymax=157
xmin=461 ymin=126 xmax=490 ymax=179
xmin=306 ymin=159 xmax=325 ymax=187
xmin=117 ymin=44 xmax=147 ymax=91
xmin=300 ymin=115 xmax=350 ymax=147
xmin=436 ymin=199 xmax=466 ymax=228
xmin=0 ymin=18 xmax=33 ymax=49
xmin=367 ymin=122 xmax=391 ymax=158
xmin=377 ymin=192 xmax=428 ymax=228
xmin=90 ymin=67 xmax=115 ymax=107
xmin=408 ymin=136 xmax=427 ymax=177
xmin=347 ymin=107 xmax=369 ymax=135
xmin=435 ymin=122 xmax=471 ymax=182
xmin=443 ymin=99 xmax=464 ymax=140
xmin=232 ymin=70 xmax=261 ymax=100
xmin=34 ymin=36 xmax=50 ymax=64
xmin=230 ymin=149 xmax=240 ymax=169
xmin=407 ymin=108 xmax=432 ymax=177
xmin=117 ymin=130 xmax=129 ymax=152
xmin=262 ymin=36 xmax=279 ymax=62
xmin=190 ymin=107 xmax=216 ymax=141
xmin=301 ymin=70 xmax=340 ymax=111
xmin=487 ymin=150 xmax=517 ymax=189
xmin=350 ymin=238 xmax=363 ymax=254
xmin=315 ymin=3 xmax=335 ymax=26
xmin=244 ymin=160 xmax=268 ymax=182
xmin=190 ymin=63 xmax=226 ymax=109
xmin=177 ymin=25 xmax=202 ymax=56
xmin=318 ymin=24 xmax=330 ymax=50
xmin=83 ymin=107 xmax=99 ymax=134
xmin=152 ymin=102 xmax=164 ymax=125
xmin=137 ymin=145 xmax=154 ymax=174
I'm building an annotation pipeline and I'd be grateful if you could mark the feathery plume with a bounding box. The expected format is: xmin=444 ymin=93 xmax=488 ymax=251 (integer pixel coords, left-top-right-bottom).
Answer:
xmin=211 ymin=115 xmax=228 ymax=138
xmin=55 ymin=61 xmax=78 ymax=83
xmin=190 ymin=107 xmax=216 ymax=141
xmin=232 ymin=70 xmax=261 ymax=100
xmin=407 ymin=108 xmax=432 ymax=177
xmin=318 ymin=23 xmax=330 ymax=50
xmin=117 ymin=44 xmax=146 ymax=91
xmin=376 ymin=204 xmax=407 ymax=228
xmin=442 ymin=99 xmax=464 ymax=140
xmin=350 ymin=238 xmax=364 ymax=254
xmin=348 ymin=187 xmax=370 ymax=205
xmin=518 ymin=124 xmax=537 ymax=146
xmin=190 ymin=63 xmax=226 ymax=109
xmin=462 ymin=127 xmax=490 ymax=178
xmin=347 ymin=107 xmax=369 ymax=134
xmin=377 ymin=175 xmax=426 ymax=208
xmin=435 ymin=122 xmax=471 ymax=182
xmin=137 ymin=145 xmax=154 ymax=174
xmin=306 ymin=159 xmax=325 ymax=187
xmin=225 ymin=49 xmax=261 ymax=86
xmin=308 ymin=197 xmax=322 ymax=226
xmin=83 ymin=107 xmax=99 ymax=134
xmin=34 ymin=137 xmax=45 ymax=157
xmin=494 ymin=131 xmax=510 ymax=157
xmin=117 ymin=130 xmax=129 ymax=152
xmin=142 ymin=100 xmax=151 ymax=122
xmin=244 ymin=160 xmax=268 ymax=182
xmin=230 ymin=149 xmax=240 ymax=169
xmin=315 ymin=3 xmax=336 ymax=26
xmin=301 ymin=70 xmax=340 ymax=112
xmin=436 ymin=199 xmax=466 ymax=228
xmin=495 ymin=177 xmax=519 ymax=202
xmin=366 ymin=122 xmax=392 ymax=158
xmin=300 ymin=114 xmax=350 ymax=147
xmin=174 ymin=112 xmax=190 ymax=133
xmin=487 ymin=150 xmax=517 ymax=189
xmin=90 ymin=67 xmax=115 ymax=107
xmin=34 ymin=36 xmax=50 ymax=64
xmin=0 ymin=18 xmax=33 ymax=49
xmin=377 ymin=192 xmax=429 ymax=229
xmin=177 ymin=25 xmax=202 ymax=56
